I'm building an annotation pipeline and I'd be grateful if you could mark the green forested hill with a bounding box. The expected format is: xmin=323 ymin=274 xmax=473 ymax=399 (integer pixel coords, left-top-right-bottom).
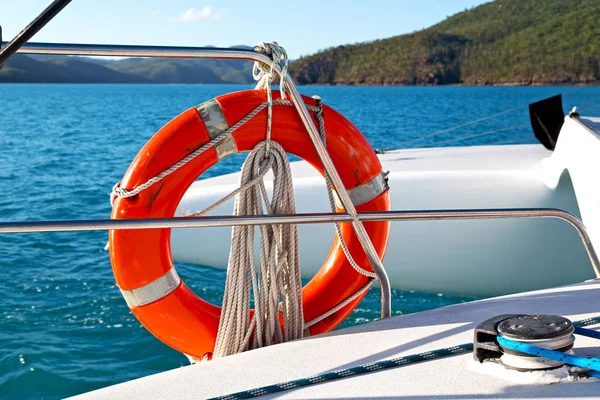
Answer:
xmin=289 ymin=0 xmax=600 ymax=85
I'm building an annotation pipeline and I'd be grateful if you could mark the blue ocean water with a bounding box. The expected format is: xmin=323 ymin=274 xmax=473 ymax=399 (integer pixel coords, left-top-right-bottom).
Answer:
xmin=0 ymin=84 xmax=599 ymax=399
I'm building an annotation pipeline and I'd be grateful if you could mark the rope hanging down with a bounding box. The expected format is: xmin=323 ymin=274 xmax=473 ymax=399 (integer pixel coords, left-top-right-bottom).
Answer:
xmin=213 ymin=141 xmax=304 ymax=358
xmin=212 ymin=99 xmax=376 ymax=356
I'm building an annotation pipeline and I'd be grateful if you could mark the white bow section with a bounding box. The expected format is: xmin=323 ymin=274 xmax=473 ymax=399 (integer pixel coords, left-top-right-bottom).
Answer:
xmin=542 ymin=115 xmax=600 ymax=258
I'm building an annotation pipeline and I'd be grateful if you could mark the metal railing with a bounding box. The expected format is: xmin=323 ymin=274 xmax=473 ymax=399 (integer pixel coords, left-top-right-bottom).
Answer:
xmin=0 ymin=208 xmax=598 ymax=277
xmin=2 ymin=40 xmax=600 ymax=317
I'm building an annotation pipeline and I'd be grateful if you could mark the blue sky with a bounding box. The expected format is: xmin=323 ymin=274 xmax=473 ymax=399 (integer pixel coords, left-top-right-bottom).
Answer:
xmin=3 ymin=1 xmax=489 ymax=59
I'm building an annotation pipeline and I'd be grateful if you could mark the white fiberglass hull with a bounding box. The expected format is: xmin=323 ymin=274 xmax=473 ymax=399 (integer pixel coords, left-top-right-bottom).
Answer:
xmin=171 ymin=142 xmax=595 ymax=298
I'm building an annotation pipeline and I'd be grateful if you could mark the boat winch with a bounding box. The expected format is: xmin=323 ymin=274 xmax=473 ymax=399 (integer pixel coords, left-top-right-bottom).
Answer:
xmin=473 ymin=313 xmax=600 ymax=380
xmin=474 ymin=314 xmax=575 ymax=371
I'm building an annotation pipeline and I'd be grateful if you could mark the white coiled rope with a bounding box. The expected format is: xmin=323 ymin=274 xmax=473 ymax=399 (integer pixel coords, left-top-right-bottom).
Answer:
xmin=213 ymin=141 xmax=304 ymax=358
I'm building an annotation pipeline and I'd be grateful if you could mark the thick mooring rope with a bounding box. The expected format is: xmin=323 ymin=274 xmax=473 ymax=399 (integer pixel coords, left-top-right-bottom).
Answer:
xmin=213 ymin=141 xmax=304 ymax=358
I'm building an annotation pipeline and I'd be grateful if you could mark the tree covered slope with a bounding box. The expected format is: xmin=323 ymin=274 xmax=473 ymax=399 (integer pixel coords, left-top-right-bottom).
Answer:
xmin=289 ymin=0 xmax=600 ymax=85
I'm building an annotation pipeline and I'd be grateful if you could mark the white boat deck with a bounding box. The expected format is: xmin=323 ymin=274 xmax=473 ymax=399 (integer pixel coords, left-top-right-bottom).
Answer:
xmin=74 ymin=279 xmax=600 ymax=399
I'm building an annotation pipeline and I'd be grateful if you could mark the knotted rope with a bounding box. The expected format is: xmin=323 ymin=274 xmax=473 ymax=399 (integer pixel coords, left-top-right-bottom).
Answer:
xmin=253 ymin=41 xmax=288 ymax=157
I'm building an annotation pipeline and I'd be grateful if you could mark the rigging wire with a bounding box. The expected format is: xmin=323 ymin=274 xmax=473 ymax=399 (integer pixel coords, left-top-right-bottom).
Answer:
xmin=393 ymin=104 xmax=529 ymax=147
xmin=380 ymin=84 xmax=596 ymax=152
xmin=416 ymin=123 xmax=529 ymax=147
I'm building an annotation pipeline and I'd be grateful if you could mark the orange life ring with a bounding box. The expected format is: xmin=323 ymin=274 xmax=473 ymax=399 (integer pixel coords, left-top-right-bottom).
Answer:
xmin=109 ymin=90 xmax=390 ymax=358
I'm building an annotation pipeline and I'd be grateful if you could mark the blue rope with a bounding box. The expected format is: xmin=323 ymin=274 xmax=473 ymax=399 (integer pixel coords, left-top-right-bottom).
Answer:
xmin=497 ymin=336 xmax=600 ymax=377
xmin=210 ymin=316 xmax=600 ymax=400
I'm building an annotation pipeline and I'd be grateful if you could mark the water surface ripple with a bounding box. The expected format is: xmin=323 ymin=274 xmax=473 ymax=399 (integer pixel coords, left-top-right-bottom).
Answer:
xmin=0 ymin=84 xmax=598 ymax=399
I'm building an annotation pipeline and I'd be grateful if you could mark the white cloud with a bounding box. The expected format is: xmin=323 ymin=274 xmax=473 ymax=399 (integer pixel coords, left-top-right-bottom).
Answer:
xmin=152 ymin=10 xmax=160 ymax=18
xmin=171 ymin=7 xmax=225 ymax=22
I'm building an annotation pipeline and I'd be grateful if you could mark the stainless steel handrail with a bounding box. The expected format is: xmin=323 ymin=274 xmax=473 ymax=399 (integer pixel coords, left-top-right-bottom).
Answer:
xmin=6 ymin=42 xmax=273 ymax=61
xmin=0 ymin=208 xmax=598 ymax=278
xmin=5 ymin=40 xmax=393 ymax=318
